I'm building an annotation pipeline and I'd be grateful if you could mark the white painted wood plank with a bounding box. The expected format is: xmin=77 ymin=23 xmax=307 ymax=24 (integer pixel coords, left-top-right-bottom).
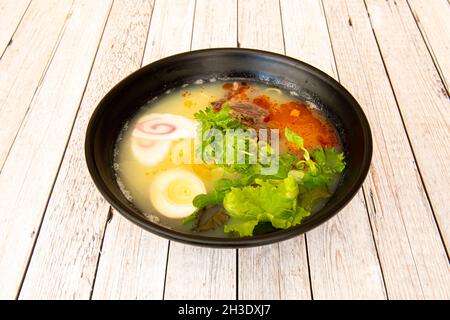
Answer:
xmin=0 ymin=0 xmax=112 ymax=299
xmin=93 ymin=211 xmax=167 ymax=300
xmin=323 ymin=0 xmax=450 ymax=299
xmin=237 ymin=0 xmax=311 ymax=300
xmin=281 ymin=0 xmax=338 ymax=78
xmin=14 ymin=1 xmax=158 ymax=299
xmin=92 ymin=0 xmax=196 ymax=300
xmin=17 ymin=0 xmax=154 ymax=299
xmin=0 ymin=0 xmax=73 ymax=168
xmin=366 ymin=0 xmax=450 ymax=253
xmin=164 ymin=0 xmax=237 ymax=300
xmin=142 ymin=0 xmax=195 ymax=64
xmin=191 ymin=0 xmax=237 ymax=50
xmin=165 ymin=245 xmax=236 ymax=300
xmin=280 ymin=0 xmax=386 ymax=299
xmin=407 ymin=0 xmax=450 ymax=91
xmin=239 ymin=239 xmax=311 ymax=300
xmin=238 ymin=0 xmax=284 ymax=54
xmin=0 ymin=0 xmax=31 ymax=55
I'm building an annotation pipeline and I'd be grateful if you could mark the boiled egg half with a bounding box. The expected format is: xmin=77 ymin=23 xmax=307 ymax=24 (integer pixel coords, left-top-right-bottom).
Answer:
xmin=131 ymin=138 xmax=171 ymax=166
xmin=150 ymin=168 xmax=206 ymax=219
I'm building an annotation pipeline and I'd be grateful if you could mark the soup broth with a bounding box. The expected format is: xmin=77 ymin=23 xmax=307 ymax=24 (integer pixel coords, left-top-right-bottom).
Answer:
xmin=114 ymin=81 xmax=343 ymax=237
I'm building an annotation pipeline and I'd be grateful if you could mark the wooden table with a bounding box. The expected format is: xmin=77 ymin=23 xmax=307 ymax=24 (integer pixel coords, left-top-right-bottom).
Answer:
xmin=0 ymin=0 xmax=448 ymax=300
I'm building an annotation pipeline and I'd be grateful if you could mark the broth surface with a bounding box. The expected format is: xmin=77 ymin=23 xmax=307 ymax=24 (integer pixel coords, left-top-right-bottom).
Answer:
xmin=114 ymin=81 xmax=342 ymax=237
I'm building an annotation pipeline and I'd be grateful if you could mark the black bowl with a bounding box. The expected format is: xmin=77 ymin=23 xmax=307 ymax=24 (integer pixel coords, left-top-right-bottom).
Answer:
xmin=85 ymin=48 xmax=372 ymax=248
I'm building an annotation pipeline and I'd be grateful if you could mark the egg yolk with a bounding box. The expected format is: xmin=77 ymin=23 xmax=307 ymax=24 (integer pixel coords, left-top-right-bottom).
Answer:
xmin=166 ymin=178 xmax=196 ymax=205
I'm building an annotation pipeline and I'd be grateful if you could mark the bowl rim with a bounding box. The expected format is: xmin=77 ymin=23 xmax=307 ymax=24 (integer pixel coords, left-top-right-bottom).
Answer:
xmin=85 ymin=47 xmax=373 ymax=248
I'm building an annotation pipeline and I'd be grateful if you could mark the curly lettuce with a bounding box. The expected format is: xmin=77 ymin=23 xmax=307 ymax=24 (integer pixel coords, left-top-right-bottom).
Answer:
xmin=185 ymin=108 xmax=346 ymax=237
xmin=223 ymin=176 xmax=310 ymax=237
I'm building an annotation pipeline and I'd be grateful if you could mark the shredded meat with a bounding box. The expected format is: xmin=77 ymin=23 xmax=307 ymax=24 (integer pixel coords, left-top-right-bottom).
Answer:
xmin=212 ymin=98 xmax=270 ymax=131
xmin=229 ymin=101 xmax=270 ymax=130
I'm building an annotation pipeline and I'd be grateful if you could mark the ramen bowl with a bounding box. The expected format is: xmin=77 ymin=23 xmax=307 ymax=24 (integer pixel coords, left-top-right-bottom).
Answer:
xmin=85 ymin=48 xmax=372 ymax=248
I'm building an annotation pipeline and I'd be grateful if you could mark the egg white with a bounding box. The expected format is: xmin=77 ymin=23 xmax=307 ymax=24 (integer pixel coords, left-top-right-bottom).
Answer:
xmin=131 ymin=138 xmax=171 ymax=165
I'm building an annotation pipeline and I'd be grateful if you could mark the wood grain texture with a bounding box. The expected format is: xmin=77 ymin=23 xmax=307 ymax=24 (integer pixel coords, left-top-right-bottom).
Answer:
xmin=163 ymin=0 xmax=237 ymax=300
xmin=366 ymin=0 xmax=450 ymax=252
xmin=0 ymin=0 xmax=31 ymax=55
xmin=240 ymin=239 xmax=311 ymax=300
xmin=92 ymin=0 xmax=195 ymax=300
xmin=18 ymin=0 xmax=151 ymax=299
xmin=191 ymin=0 xmax=237 ymax=49
xmin=0 ymin=0 xmax=447 ymax=301
xmin=165 ymin=245 xmax=236 ymax=300
xmin=281 ymin=0 xmax=338 ymax=77
xmin=93 ymin=211 xmax=167 ymax=300
xmin=407 ymin=0 xmax=450 ymax=91
xmin=142 ymin=0 xmax=195 ymax=64
xmin=323 ymin=0 xmax=450 ymax=299
xmin=280 ymin=0 xmax=386 ymax=299
xmin=0 ymin=0 xmax=73 ymax=169
xmin=237 ymin=0 xmax=311 ymax=300
xmin=238 ymin=0 xmax=284 ymax=54
xmin=0 ymin=0 xmax=112 ymax=299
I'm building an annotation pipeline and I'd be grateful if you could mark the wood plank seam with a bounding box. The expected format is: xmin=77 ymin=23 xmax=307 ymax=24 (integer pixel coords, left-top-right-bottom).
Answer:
xmin=362 ymin=0 xmax=449 ymax=260
xmin=0 ymin=0 xmax=77 ymax=175
xmin=162 ymin=0 xmax=238 ymax=301
xmin=360 ymin=187 xmax=390 ymax=299
xmin=323 ymin=0 xmax=388 ymax=299
xmin=301 ymin=0 xmax=388 ymax=299
xmin=91 ymin=0 xmax=201 ymax=300
xmin=405 ymin=0 xmax=450 ymax=94
xmin=0 ymin=0 xmax=32 ymax=59
xmin=87 ymin=0 xmax=158 ymax=298
xmin=237 ymin=0 xmax=312 ymax=300
xmin=13 ymin=0 xmax=115 ymax=298
xmin=235 ymin=248 xmax=239 ymax=300
xmin=88 ymin=208 xmax=113 ymax=299
xmin=277 ymin=0 xmax=316 ymax=299
xmin=322 ymin=0 xmax=424 ymax=298
xmin=160 ymin=0 xmax=197 ymax=300
xmin=161 ymin=241 xmax=171 ymax=300
xmin=303 ymin=235 xmax=314 ymax=299
xmin=277 ymin=0 xmax=287 ymax=57
xmin=1 ymin=1 xmax=82 ymax=298
xmin=161 ymin=0 xmax=236 ymax=300
xmin=317 ymin=0 xmax=390 ymax=298
xmin=321 ymin=0 xmax=450 ymax=298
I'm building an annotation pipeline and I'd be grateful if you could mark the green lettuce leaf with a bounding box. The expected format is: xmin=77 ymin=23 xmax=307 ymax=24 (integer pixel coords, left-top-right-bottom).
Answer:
xmin=222 ymin=176 xmax=310 ymax=237
xmin=299 ymin=185 xmax=331 ymax=211
xmin=284 ymin=129 xmax=345 ymax=190
xmin=285 ymin=128 xmax=310 ymax=160
xmin=223 ymin=218 xmax=259 ymax=237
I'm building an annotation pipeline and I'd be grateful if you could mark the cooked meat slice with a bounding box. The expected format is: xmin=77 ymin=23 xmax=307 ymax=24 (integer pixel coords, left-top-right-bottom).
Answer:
xmin=229 ymin=101 xmax=270 ymax=130
xmin=211 ymin=98 xmax=226 ymax=111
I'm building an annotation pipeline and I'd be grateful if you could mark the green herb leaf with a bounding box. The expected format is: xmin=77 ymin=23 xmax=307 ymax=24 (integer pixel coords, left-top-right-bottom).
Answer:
xmin=194 ymin=104 xmax=244 ymax=131
xmin=311 ymin=147 xmax=346 ymax=174
xmin=222 ymin=176 xmax=310 ymax=237
xmin=285 ymin=128 xmax=310 ymax=160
